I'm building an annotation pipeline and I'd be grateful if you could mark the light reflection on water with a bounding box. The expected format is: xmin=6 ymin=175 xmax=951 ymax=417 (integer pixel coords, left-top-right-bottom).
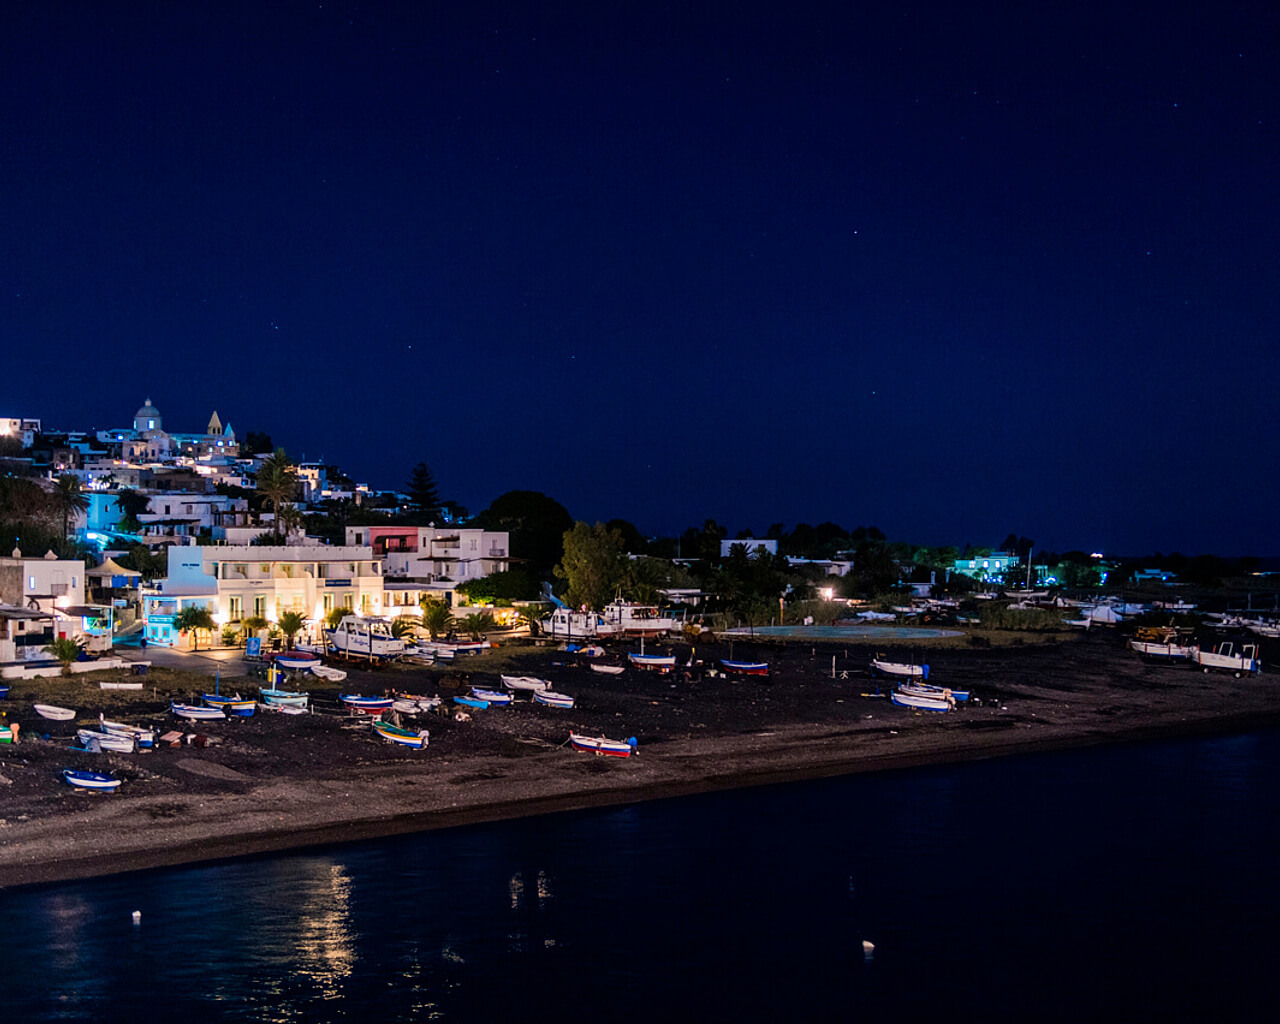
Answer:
xmin=4 ymin=727 xmax=1280 ymax=1021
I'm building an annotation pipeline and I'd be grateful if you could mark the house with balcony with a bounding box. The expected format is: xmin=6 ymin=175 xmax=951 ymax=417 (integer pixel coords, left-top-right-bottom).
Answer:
xmin=0 ymin=549 xmax=88 ymax=659
xmin=344 ymin=526 xmax=511 ymax=585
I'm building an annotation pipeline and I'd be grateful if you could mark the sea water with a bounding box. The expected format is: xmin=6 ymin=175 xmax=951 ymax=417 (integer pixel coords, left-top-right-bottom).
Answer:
xmin=6 ymin=729 xmax=1280 ymax=1021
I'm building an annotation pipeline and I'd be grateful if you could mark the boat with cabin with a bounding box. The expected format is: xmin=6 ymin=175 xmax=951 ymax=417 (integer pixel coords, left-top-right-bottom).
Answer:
xmin=325 ymin=616 xmax=406 ymax=662
xmin=1195 ymin=641 xmax=1261 ymax=677
xmin=542 ymin=600 xmax=678 ymax=640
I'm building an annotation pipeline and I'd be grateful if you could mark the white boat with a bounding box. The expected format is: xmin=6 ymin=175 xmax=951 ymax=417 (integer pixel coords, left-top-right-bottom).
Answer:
xmin=1129 ymin=627 xmax=1197 ymax=661
xmin=569 ymin=732 xmax=635 ymax=756
xmin=274 ymin=652 xmax=320 ymax=671
xmin=899 ymin=682 xmax=970 ymax=703
xmin=171 ymin=703 xmax=226 ymax=721
xmin=261 ymin=687 xmax=310 ymax=708
xmin=589 ymin=663 xmax=625 ymax=675
xmin=891 ymin=689 xmax=954 ymax=712
xmin=501 ymin=674 xmax=550 ymax=693
xmin=1195 ymin=641 xmax=1261 ymax=677
xmin=99 ymin=714 xmax=156 ymax=748
xmin=34 ymin=703 xmax=76 ymax=721
xmin=534 ymin=689 xmax=574 ymax=709
xmin=76 ymin=728 xmax=135 ymax=753
xmin=628 ymin=652 xmax=676 ymax=669
xmin=309 ymin=664 xmax=347 ymax=682
xmin=99 ymin=681 xmax=144 ymax=690
xmin=869 ymin=659 xmax=925 ymax=679
xmin=542 ymin=600 xmax=678 ymax=640
xmin=470 ymin=687 xmax=513 ymax=706
xmin=325 ymin=616 xmax=405 ymax=661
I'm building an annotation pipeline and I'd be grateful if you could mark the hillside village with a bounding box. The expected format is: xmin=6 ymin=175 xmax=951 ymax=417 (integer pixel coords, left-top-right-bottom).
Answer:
xmin=0 ymin=401 xmax=1271 ymax=669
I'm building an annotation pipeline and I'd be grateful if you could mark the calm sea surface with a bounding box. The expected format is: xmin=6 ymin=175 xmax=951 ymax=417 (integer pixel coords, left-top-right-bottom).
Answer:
xmin=7 ymin=729 xmax=1280 ymax=1022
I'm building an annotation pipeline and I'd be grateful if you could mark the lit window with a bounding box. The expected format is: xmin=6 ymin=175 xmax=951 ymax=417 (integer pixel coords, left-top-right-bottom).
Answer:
xmin=28 ymin=576 xmax=36 ymax=590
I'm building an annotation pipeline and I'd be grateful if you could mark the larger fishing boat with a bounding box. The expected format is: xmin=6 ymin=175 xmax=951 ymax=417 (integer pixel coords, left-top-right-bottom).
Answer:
xmin=542 ymin=600 xmax=678 ymax=640
xmin=325 ymin=616 xmax=405 ymax=662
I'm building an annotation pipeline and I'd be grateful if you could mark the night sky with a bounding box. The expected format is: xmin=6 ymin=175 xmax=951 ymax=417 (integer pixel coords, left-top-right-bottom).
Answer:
xmin=3 ymin=2 xmax=1276 ymax=555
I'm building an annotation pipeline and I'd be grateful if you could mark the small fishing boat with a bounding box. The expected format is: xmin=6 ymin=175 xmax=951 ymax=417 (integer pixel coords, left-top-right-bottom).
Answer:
xmin=340 ymin=694 xmax=394 ymax=713
xmin=62 ymin=769 xmax=122 ymax=791
xmin=453 ymin=694 xmax=489 ymax=709
xmin=171 ymin=703 xmax=226 ymax=721
xmin=629 ymin=652 xmax=676 ymax=670
xmin=870 ymin=659 xmax=926 ymax=679
xmin=261 ymin=687 xmax=309 ymax=708
xmin=99 ymin=681 xmax=144 ymax=690
xmin=569 ymin=732 xmax=636 ymax=757
xmin=0 ymin=725 xmax=15 ymax=743
xmin=309 ymin=664 xmax=347 ymax=682
xmin=891 ymin=689 xmax=953 ymax=712
xmin=721 ymin=660 xmax=770 ymax=676
xmin=589 ymin=663 xmax=626 ymax=675
xmin=392 ymin=698 xmax=423 ymax=714
xmin=34 ymin=703 xmax=76 ymax=722
xmin=470 ymin=687 xmax=512 ymax=706
xmin=76 ymin=728 xmax=136 ymax=753
xmin=372 ymin=719 xmax=430 ymax=749
xmin=274 ymin=652 xmax=319 ymax=671
xmin=99 ymin=715 xmax=155 ymax=749
xmin=501 ymin=674 xmax=550 ymax=693
xmin=899 ymin=683 xmax=970 ymax=703
xmin=203 ymin=693 xmax=255 ymax=716
xmin=533 ymin=689 xmax=575 ymax=709
xmin=393 ymin=692 xmax=442 ymax=713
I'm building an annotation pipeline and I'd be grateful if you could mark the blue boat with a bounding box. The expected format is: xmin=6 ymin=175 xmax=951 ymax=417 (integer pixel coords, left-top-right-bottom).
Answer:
xmin=469 ymin=687 xmax=512 ymax=706
xmin=62 ymin=769 xmax=122 ymax=791
xmin=721 ymin=660 xmax=770 ymax=675
xmin=453 ymin=695 xmax=489 ymax=709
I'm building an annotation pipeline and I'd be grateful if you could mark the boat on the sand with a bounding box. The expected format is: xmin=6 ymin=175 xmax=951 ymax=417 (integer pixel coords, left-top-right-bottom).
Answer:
xmin=629 ymin=652 xmax=676 ymax=670
xmin=171 ymin=703 xmax=226 ymax=721
xmin=99 ymin=715 xmax=155 ymax=748
xmin=533 ymin=689 xmax=575 ymax=709
xmin=76 ymin=728 xmax=135 ymax=753
xmin=870 ymin=659 xmax=926 ymax=679
xmin=721 ymin=660 xmax=770 ymax=676
xmin=899 ymin=682 xmax=970 ymax=703
xmin=261 ymin=687 xmax=309 ymax=708
xmin=501 ymin=674 xmax=549 ymax=692
xmin=34 ymin=703 xmax=76 ymax=721
xmin=569 ymin=732 xmax=636 ymax=756
xmin=1195 ymin=641 xmax=1261 ymax=677
xmin=453 ymin=694 xmax=488 ymax=709
xmin=589 ymin=663 xmax=625 ymax=675
xmin=340 ymin=694 xmax=394 ymax=713
xmin=891 ymin=689 xmax=953 ymax=712
xmin=469 ymin=687 xmax=512 ymax=706
xmin=62 ymin=768 xmax=121 ymax=791
xmin=372 ymin=719 xmax=429 ymax=749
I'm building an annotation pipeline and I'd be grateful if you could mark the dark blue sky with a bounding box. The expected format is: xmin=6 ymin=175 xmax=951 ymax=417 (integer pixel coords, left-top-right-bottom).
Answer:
xmin=3 ymin=2 xmax=1276 ymax=554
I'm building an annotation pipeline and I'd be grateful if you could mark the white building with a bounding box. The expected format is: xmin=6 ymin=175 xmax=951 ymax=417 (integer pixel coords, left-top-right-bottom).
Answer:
xmin=344 ymin=525 xmax=511 ymax=583
xmin=142 ymin=541 xmax=388 ymax=646
xmin=0 ymin=417 xmax=41 ymax=447
xmin=0 ymin=550 xmax=88 ymax=660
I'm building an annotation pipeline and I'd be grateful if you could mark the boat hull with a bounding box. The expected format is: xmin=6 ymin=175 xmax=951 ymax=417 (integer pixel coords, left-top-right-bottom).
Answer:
xmin=534 ymin=690 xmax=574 ymax=708
xmin=891 ymin=690 xmax=953 ymax=712
xmin=372 ymin=720 xmax=429 ymax=748
xmin=569 ymin=732 xmax=633 ymax=756
xmin=34 ymin=704 xmax=76 ymax=721
xmin=171 ymin=703 xmax=226 ymax=720
xmin=63 ymin=769 xmax=121 ymax=791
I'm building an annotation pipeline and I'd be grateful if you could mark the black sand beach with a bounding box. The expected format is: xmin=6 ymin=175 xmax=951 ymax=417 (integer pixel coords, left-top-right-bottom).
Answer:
xmin=2 ymin=630 xmax=1277 ymax=889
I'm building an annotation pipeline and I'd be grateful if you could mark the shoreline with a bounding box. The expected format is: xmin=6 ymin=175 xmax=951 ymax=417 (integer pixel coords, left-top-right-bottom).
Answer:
xmin=6 ymin=696 xmax=1279 ymax=891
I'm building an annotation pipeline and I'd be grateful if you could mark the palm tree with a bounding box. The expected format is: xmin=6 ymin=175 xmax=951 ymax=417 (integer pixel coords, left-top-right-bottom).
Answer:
xmin=43 ymin=636 xmax=84 ymax=675
xmin=241 ymin=615 xmax=269 ymax=644
xmin=173 ymin=605 xmax=216 ymax=651
xmin=516 ymin=605 xmax=546 ymax=637
xmin=277 ymin=610 xmax=306 ymax=649
xmin=326 ymin=606 xmax=349 ymax=630
xmin=275 ymin=503 xmax=304 ymax=542
xmin=52 ymin=474 xmax=90 ymax=541
xmin=421 ymin=600 xmax=454 ymax=641
xmin=256 ymin=448 xmax=299 ymax=543
xmin=458 ymin=611 xmax=495 ymax=640
xmin=390 ymin=615 xmax=419 ymax=641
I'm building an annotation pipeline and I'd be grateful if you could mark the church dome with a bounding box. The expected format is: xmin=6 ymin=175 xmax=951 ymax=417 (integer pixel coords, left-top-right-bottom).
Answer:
xmin=133 ymin=398 xmax=162 ymax=433
xmin=135 ymin=398 xmax=160 ymax=420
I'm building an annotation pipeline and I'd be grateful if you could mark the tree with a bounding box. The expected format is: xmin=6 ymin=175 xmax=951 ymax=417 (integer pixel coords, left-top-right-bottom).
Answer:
xmin=277 ymin=610 xmax=306 ymax=649
xmin=173 ymin=605 xmax=216 ymax=651
xmin=43 ymin=636 xmax=84 ymax=675
xmin=325 ymin=607 xmax=348 ymax=630
xmin=256 ymin=449 xmax=298 ymax=542
xmin=52 ymin=474 xmax=89 ymax=540
xmin=455 ymin=567 xmax=540 ymax=604
xmin=554 ymin=521 xmax=628 ymax=610
xmin=421 ymin=599 xmax=454 ymax=640
xmin=516 ymin=605 xmax=547 ymax=636
xmin=471 ymin=490 xmax=573 ymax=575
xmin=458 ymin=611 xmax=495 ymax=640
xmin=275 ymin=503 xmax=304 ymax=541
xmin=405 ymin=463 xmax=444 ymax=522
xmin=390 ymin=616 xmax=419 ymax=640
xmin=242 ymin=431 xmax=273 ymax=455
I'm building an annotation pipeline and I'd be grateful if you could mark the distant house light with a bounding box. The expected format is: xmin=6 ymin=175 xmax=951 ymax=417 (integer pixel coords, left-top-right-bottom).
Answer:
xmin=29 ymin=575 xmax=36 ymax=590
